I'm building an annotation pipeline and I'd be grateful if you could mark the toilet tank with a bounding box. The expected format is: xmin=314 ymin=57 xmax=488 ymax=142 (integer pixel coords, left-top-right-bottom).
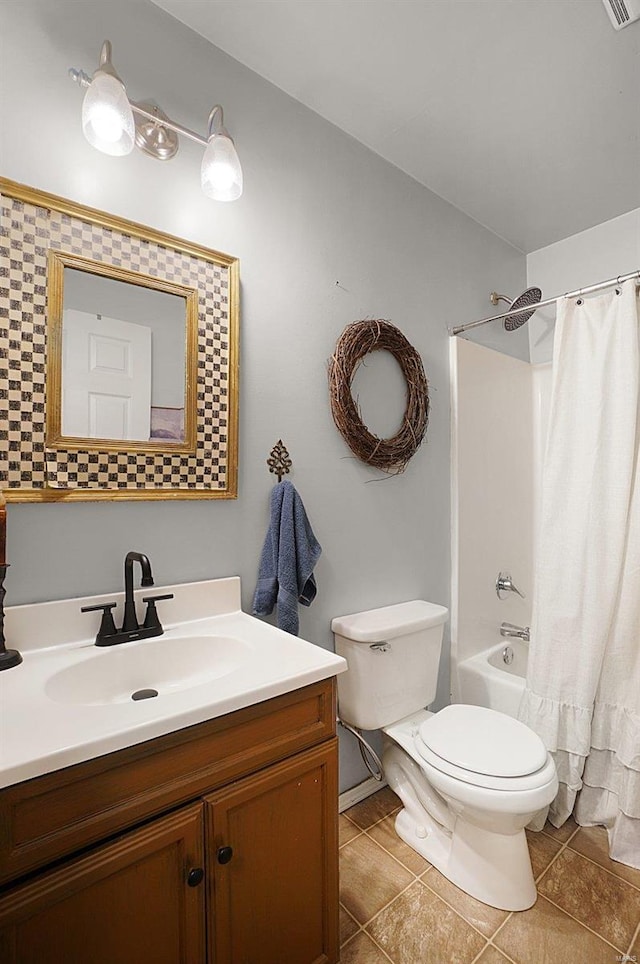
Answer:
xmin=332 ymin=600 xmax=448 ymax=731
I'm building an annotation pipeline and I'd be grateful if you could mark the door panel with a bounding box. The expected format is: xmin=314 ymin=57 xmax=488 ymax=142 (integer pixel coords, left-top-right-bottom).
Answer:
xmin=0 ymin=803 xmax=205 ymax=964
xmin=206 ymin=741 xmax=339 ymax=964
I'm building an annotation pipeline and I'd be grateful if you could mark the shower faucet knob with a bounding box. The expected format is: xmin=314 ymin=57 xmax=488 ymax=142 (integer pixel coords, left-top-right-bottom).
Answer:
xmin=496 ymin=571 xmax=525 ymax=600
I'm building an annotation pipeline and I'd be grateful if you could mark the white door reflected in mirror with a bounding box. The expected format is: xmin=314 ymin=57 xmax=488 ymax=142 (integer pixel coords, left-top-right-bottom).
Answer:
xmin=62 ymin=310 xmax=152 ymax=441
xmin=61 ymin=267 xmax=187 ymax=445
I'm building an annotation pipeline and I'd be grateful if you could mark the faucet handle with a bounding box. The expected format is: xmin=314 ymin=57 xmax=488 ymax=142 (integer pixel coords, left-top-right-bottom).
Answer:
xmin=496 ymin=571 xmax=526 ymax=599
xmin=81 ymin=602 xmax=118 ymax=645
xmin=142 ymin=593 xmax=174 ymax=635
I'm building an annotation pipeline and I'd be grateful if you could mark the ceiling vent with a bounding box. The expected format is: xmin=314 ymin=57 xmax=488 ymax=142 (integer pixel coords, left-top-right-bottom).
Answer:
xmin=602 ymin=0 xmax=640 ymax=29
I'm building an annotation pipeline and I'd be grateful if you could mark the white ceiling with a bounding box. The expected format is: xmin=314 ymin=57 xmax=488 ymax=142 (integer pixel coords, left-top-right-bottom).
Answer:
xmin=151 ymin=0 xmax=640 ymax=253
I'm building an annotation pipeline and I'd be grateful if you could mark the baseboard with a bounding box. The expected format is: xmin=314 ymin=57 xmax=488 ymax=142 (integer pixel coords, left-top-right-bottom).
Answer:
xmin=338 ymin=775 xmax=387 ymax=813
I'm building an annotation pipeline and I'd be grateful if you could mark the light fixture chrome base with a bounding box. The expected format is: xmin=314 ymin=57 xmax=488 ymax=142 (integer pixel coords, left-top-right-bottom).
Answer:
xmin=134 ymin=102 xmax=179 ymax=160
xmin=69 ymin=41 xmax=243 ymax=199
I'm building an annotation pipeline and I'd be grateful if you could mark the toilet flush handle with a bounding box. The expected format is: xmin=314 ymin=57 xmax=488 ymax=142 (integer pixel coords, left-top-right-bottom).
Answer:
xmin=369 ymin=642 xmax=391 ymax=653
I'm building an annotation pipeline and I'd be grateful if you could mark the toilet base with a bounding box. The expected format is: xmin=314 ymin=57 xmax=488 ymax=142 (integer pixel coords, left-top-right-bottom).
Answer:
xmin=384 ymin=745 xmax=537 ymax=911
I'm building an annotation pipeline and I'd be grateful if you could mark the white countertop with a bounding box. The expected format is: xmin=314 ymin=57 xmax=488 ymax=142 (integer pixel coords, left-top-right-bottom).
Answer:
xmin=0 ymin=577 xmax=347 ymax=789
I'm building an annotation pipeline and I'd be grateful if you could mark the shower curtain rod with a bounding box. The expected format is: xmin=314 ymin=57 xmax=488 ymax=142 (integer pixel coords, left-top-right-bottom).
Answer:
xmin=449 ymin=269 xmax=640 ymax=336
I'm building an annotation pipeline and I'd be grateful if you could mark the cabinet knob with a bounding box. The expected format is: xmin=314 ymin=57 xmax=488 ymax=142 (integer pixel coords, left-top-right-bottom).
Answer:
xmin=217 ymin=845 xmax=234 ymax=865
xmin=187 ymin=867 xmax=204 ymax=887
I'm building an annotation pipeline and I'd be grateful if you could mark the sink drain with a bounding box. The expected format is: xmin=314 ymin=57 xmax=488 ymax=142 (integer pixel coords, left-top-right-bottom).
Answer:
xmin=131 ymin=688 xmax=159 ymax=701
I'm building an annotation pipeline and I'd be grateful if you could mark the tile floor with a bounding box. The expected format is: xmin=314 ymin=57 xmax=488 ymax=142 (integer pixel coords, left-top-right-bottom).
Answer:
xmin=339 ymin=787 xmax=640 ymax=964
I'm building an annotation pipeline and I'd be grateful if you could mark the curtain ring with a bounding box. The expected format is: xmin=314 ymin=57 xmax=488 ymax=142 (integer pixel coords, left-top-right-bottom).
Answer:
xmin=576 ymin=298 xmax=583 ymax=306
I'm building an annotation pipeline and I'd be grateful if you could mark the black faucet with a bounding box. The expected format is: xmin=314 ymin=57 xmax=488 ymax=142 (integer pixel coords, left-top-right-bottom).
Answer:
xmin=122 ymin=551 xmax=154 ymax=632
xmin=81 ymin=551 xmax=174 ymax=646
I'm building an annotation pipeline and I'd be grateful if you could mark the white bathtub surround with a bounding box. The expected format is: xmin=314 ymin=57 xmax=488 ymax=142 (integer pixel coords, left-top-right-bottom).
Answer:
xmin=450 ymin=338 xmax=534 ymax=690
xmin=519 ymin=282 xmax=640 ymax=868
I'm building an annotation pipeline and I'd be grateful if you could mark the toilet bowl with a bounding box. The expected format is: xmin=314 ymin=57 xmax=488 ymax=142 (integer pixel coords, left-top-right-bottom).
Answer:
xmin=382 ymin=705 xmax=558 ymax=910
xmin=332 ymin=601 xmax=558 ymax=911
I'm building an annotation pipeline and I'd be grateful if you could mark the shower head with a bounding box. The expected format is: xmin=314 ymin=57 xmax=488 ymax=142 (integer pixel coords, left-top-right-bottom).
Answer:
xmin=490 ymin=288 xmax=543 ymax=331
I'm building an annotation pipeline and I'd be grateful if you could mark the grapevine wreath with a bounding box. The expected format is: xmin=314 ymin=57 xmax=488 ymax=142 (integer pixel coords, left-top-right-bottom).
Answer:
xmin=328 ymin=319 xmax=429 ymax=473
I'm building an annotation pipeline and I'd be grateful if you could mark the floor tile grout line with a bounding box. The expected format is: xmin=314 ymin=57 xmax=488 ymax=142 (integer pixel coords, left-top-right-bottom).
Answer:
xmin=563 ymin=841 xmax=640 ymax=895
xmin=361 ymin=824 xmax=430 ymax=879
xmin=484 ymin=939 xmax=520 ymax=964
xmin=625 ymin=917 xmax=640 ymax=956
xmin=340 ymin=812 xmax=364 ymax=837
xmin=489 ymin=910 xmax=514 ymax=946
xmin=531 ymin=840 xmax=566 ymax=884
xmin=538 ymin=830 xmax=640 ymax=946
xmin=536 ymin=892 xmax=628 ymax=954
xmin=338 ymin=913 xmax=362 ymax=951
xmin=342 ymin=801 xmax=401 ymax=836
xmin=563 ymin=824 xmax=581 ymax=846
xmin=340 ymin=811 xmax=360 ymax=828
xmin=467 ymin=939 xmax=492 ymax=964
xmin=342 ymin=878 xmax=417 ymax=961
xmin=488 ymin=891 xmax=629 ymax=960
xmin=340 ymin=920 xmax=396 ymax=961
xmin=361 ymin=807 xmax=402 ymax=835
xmin=417 ymin=873 xmax=510 ymax=943
xmin=339 ymin=829 xmax=363 ymax=850
xmin=536 ymin=820 xmax=640 ymax=897
xmin=364 ymin=930 xmax=399 ymax=964
xmin=339 ymin=930 xmax=360 ymax=952
xmin=339 ymin=899 xmax=361 ymax=935
xmin=534 ymin=826 xmax=579 ymax=883
xmin=467 ymin=938 xmax=519 ymax=964
xmin=340 ymin=826 xmax=424 ymax=938
xmin=359 ymin=877 xmax=421 ymax=933
xmin=530 ymin=821 xmax=639 ymax=893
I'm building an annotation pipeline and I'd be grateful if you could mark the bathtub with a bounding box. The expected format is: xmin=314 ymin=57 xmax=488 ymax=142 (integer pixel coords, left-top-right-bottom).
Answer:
xmin=456 ymin=639 xmax=527 ymax=719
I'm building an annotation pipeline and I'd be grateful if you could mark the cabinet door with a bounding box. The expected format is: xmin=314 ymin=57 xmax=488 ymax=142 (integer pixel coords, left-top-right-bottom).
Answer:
xmin=0 ymin=802 xmax=205 ymax=964
xmin=206 ymin=740 xmax=339 ymax=964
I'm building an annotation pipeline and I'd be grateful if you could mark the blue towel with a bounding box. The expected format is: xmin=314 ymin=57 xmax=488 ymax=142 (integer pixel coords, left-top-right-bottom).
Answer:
xmin=252 ymin=480 xmax=322 ymax=635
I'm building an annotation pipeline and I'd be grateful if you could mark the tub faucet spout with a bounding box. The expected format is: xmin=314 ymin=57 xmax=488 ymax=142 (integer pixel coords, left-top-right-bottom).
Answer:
xmin=500 ymin=622 xmax=530 ymax=642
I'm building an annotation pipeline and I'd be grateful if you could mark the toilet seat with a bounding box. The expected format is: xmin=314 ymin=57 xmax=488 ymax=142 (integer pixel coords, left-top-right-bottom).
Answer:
xmin=415 ymin=704 xmax=555 ymax=792
xmin=383 ymin=706 xmax=556 ymax=794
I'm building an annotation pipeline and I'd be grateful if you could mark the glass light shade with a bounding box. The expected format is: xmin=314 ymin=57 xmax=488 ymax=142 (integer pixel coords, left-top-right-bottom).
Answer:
xmin=82 ymin=73 xmax=135 ymax=156
xmin=201 ymin=134 xmax=243 ymax=201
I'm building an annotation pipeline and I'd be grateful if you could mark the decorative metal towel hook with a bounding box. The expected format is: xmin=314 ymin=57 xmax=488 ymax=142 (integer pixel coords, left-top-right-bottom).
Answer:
xmin=267 ymin=440 xmax=292 ymax=483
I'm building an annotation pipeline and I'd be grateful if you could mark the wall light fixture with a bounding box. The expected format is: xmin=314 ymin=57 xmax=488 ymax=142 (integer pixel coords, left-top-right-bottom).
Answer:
xmin=69 ymin=41 xmax=243 ymax=201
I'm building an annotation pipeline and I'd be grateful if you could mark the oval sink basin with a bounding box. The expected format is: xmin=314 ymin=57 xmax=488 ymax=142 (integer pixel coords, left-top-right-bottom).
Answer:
xmin=45 ymin=635 xmax=250 ymax=706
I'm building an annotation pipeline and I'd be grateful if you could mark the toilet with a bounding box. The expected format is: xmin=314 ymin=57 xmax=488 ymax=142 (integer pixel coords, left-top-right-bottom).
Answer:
xmin=332 ymin=600 xmax=558 ymax=911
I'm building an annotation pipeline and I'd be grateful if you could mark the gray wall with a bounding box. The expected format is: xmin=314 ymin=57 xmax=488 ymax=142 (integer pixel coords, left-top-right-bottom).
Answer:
xmin=0 ymin=0 xmax=526 ymax=792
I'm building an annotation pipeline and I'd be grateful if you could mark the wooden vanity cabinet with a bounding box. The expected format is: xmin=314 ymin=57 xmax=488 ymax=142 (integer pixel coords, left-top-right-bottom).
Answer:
xmin=0 ymin=679 xmax=339 ymax=964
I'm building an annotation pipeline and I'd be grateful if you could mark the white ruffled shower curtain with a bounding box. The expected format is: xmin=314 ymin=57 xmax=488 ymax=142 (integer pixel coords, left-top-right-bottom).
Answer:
xmin=519 ymin=280 xmax=640 ymax=869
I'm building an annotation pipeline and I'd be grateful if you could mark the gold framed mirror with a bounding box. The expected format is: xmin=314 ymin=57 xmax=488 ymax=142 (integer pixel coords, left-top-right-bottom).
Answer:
xmin=0 ymin=179 xmax=239 ymax=501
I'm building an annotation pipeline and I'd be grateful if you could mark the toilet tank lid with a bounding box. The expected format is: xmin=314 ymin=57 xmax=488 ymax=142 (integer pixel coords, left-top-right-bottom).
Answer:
xmin=331 ymin=600 xmax=448 ymax=643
